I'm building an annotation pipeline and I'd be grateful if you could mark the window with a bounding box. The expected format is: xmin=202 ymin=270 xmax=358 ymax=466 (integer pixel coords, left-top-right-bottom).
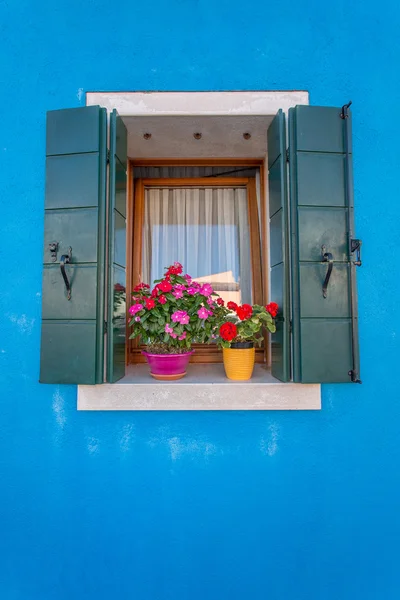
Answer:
xmin=128 ymin=166 xmax=264 ymax=364
xmin=40 ymin=93 xmax=360 ymax=391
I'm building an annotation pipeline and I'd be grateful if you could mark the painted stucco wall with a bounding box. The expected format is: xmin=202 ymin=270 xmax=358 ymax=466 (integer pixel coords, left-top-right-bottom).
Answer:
xmin=1 ymin=1 xmax=399 ymax=598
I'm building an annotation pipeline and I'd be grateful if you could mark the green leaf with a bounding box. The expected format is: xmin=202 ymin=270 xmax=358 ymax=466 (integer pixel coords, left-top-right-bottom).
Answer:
xmin=175 ymin=275 xmax=187 ymax=285
xmin=140 ymin=311 xmax=152 ymax=323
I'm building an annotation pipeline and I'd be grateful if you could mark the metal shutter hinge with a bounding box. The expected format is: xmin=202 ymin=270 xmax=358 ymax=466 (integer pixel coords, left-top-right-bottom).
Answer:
xmin=340 ymin=101 xmax=352 ymax=119
xmin=348 ymin=369 xmax=362 ymax=384
xmin=350 ymin=239 xmax=362 ymax=266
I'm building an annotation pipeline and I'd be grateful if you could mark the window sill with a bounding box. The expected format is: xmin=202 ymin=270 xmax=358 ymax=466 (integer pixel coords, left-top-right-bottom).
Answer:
xmin=77 ymin=365 xmax=321 ymax=411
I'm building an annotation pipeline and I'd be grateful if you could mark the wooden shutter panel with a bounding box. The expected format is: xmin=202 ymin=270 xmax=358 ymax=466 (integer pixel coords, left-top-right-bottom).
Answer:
xmin=288 ymin=105 xmax=360 ymax=383
xmin=267 ymin=110 xmax=290 ymax=382
xmin=107 ymin=110 xmax=128 ymax=383
xmin=40 ymin=106 xmax=107 ymax=384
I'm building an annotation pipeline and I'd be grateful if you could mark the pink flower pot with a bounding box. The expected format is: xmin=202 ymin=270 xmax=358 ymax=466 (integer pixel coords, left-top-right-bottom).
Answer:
xmin=142 ymin=350 xmax=194 ymax=380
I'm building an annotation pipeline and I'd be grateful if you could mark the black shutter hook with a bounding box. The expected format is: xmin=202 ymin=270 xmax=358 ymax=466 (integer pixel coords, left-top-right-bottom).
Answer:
xmin=321 ymin=245 xmax=333 ymax=299
xmin=60 ymin=247 xmax=72 ymax=300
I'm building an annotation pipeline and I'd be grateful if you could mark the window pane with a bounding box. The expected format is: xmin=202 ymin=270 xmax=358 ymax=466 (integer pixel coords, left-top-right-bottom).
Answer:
xmin=142 ymin=187 xmax=252 ymax=305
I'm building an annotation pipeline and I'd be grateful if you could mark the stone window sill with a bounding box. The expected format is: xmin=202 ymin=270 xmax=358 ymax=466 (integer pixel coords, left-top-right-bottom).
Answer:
xmin=77 ymin=364 xmax=321 ymax=411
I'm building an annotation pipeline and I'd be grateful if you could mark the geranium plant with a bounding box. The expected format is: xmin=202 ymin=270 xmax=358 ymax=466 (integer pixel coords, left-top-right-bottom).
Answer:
xmin=217 ymin=301 xmax=279 ymax=347
xmin=128 ymin=262 xmax=226 ymax=354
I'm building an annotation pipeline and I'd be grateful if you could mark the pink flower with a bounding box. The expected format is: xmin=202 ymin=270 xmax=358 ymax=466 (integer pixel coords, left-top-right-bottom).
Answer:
xmin=170 ymin=332 xmax=177 ymax=338
xmin=197 ymin=307 xmax=210 ymax=319
xmin=172 ymin=289 xmax=183 ymax=299
xmin=207 ymin=297 xmax=215 ymax=307
xmin=178 ymin=332 xmax=187 ymax=341
xmin=135 ymin=316 xmax=141 ymax=322
xmin=186 ymin=287 xmax=197 ymax=296
xmin=174 ymin=284 xmax=186 ymax=291
xmin=172 ymin=310 xmax=189 ymax=324
xmin=200 ymin=283 xmax=213 ymax=297
xmin=129 ymin=303 xmax=143 ymax=315
xmin=184 ymin=274 xmax=192 ymax=284
xmin=165 ymin=324 xmax=174 ymax=334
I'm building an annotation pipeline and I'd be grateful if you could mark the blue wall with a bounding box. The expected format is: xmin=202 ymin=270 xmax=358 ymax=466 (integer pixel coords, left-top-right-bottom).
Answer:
xmin=1 ymin=1 xmax=400 ymax=598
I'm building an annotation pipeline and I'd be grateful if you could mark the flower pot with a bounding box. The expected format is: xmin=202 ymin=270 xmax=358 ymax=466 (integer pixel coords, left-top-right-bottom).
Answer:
xmin=142 ymin=350 xmax=194 ymax=380
xmin=222 ymin=343 xmax=255 ymax=381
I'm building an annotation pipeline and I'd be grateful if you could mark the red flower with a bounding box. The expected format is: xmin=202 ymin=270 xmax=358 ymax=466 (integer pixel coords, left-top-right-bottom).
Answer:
xmin=158 ymin=295 xmax=167 ymax=305
xmin=227 ymin=301 xmax=238 ymax=311
xmin=217 ymin=298 xmax=225 ymax=306
xmin=145 ymin=298 xmax=156 ymax=309
xmin=133 ymin=282 xmax=150 ymax=292
xmin=166 ymin=262 xmax=183 ymax=276
xmin=219 ymin=322 xmax=238 ymax=342
xmin=151 ymin=287 xmax=159 ymax=298
xmin=266 ymin=302 xmax=279 ymax=318
xmin=236 ymin=304 xmax=253 ymax=320
xmin=158 ymin=279 xmax=173 ymax=293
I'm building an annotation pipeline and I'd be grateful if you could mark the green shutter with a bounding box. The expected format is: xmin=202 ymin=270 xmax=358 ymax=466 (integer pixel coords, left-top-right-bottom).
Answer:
xmin=268 ymin=110 xmax=290 ymax=382
xmin=40 ymin=106 xmax=107 ymax=384
xmin=288 ymin=105 xmax=360 ymax=383
xmin=107 ymin=110 xmax=128 ymax=383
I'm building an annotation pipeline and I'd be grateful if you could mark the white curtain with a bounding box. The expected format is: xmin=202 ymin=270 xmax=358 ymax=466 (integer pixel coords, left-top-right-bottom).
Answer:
xmin=142 ymin=187 xmax=252 ymax=305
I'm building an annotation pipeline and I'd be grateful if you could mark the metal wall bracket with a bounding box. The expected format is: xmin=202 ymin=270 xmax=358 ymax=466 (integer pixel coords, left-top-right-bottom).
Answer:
xmin=49 ymin=242 xmax=58 ymax=262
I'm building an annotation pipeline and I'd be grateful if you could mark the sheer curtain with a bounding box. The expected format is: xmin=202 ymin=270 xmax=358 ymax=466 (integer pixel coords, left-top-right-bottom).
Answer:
xmin=142 ymin=186 xmax=252 ymax=305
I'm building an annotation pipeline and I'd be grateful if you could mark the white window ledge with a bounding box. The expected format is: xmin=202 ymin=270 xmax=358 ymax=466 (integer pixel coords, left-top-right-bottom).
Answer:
xmin=77 ymin=365 xmax=320 ymax=411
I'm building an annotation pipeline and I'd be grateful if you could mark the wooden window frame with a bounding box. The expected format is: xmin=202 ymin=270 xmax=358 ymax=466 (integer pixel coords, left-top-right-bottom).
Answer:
xmin=126 ymin=159 xmax=268 ymax=365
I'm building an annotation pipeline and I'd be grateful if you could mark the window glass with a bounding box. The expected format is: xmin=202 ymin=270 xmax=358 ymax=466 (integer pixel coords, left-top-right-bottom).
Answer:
xmin=142 ymin=186 xmax=252 ymax=305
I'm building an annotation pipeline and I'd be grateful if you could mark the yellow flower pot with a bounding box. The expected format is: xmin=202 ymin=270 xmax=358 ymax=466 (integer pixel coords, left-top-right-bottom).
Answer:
xmin=223 ymin=345 xmax=255 ymax=381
